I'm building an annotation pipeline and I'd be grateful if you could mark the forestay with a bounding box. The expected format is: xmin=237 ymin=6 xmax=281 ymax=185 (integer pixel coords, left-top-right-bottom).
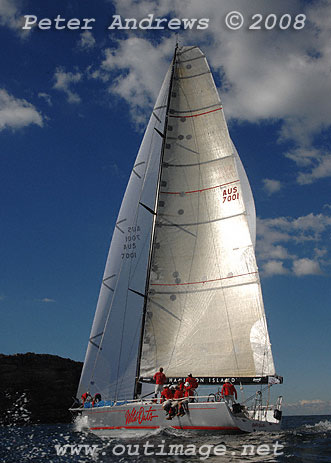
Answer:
xmin=140 ymin=46 xmax=275 ymax=382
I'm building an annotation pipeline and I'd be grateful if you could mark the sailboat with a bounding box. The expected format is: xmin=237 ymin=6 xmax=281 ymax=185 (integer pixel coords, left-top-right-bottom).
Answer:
xmin=71 ymin=45 xmax=283 ymax=435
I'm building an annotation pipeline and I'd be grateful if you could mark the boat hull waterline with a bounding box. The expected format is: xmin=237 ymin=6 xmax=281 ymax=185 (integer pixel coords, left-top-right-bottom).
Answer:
xmin=73 ymin=402 xmax=281 ymax=437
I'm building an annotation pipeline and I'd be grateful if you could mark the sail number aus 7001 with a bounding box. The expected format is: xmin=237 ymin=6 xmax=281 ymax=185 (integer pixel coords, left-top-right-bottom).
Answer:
xmin=122 ymin=226 xmax=141 ymax=259
xmin=222 ymin=187 xmax=239 ymax=203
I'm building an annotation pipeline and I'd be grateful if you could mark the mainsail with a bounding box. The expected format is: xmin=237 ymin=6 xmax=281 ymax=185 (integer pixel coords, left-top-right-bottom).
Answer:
xmin=140 ymin=46 xmax=275 ymax=383
xmin=78 ymin=45 xmax=276 ymax=402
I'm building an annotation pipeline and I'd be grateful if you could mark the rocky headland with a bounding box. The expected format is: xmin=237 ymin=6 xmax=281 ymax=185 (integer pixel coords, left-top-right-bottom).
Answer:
xmin=0 ymin=353 xmax=82 ymax=425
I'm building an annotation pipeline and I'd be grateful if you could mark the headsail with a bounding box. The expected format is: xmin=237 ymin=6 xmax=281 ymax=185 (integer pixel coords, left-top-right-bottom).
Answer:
xmin=139 ymin=46 xmax=275 ymax=383
xmin=77 ymin=67 xmax=171 ymax=401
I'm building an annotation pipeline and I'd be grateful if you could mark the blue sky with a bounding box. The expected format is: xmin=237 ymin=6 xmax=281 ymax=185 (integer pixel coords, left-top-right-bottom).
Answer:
xmin=1 ymin=0 xmax=331 ymax=415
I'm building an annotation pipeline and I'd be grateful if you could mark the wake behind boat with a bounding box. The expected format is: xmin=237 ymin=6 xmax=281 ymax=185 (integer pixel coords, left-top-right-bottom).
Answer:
xmin=71 ymin=44 xmax=283 ymax=436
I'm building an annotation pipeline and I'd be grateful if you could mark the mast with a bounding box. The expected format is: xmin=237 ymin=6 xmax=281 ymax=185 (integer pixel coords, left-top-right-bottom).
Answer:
xmin=133 ymin=44 xmax=178 ymax=398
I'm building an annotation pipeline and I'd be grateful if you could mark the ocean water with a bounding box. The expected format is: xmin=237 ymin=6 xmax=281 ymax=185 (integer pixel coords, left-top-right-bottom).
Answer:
xmin=1 ymin=415 xmax=331 ymax=462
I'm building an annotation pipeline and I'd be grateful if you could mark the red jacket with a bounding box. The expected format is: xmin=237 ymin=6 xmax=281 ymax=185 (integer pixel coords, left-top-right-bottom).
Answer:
xmin=173 ymin=389 xmax=183 ymax=400
xmin=185 ymin=376 xmax=198 ymax=389
xmin=178 ymin=382 xmax=184 ymax=392
xmin=153 ymin=371 xmax=166 ymax=385
xmin=184 ymin=386 xmax=194 ymax=398
xmin=221 ymin=382 xmax=237 ymax=399
xmin=161 ymin=388 xmax=173 ymax=401
xmin=81 ymin=392 xmax=91 ymax=404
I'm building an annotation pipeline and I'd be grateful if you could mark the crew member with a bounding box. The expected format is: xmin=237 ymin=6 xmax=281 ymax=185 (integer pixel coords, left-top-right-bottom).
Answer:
xmin=81 ymin=391 xmax=92 ymax=406
xmin=184 ymin=381 xmax=195 ymax=402
xmin=160 ymin=384 xmax=173 ymax=403
xmin=167 ymin=385 xmax=183 ymax=419
xmin=177 ymin=379 xmax=184 ymax=393
xmin=153 ymin=367 xmax=167 ymax=399
xmin=92 ymin=393 xmax=102 ymax=406
xmin=185 ymin=374 xmax=198 ymax=390
xmin=163 ymin=385 xmax=176 ymax=417
xmin=221 ymin=378 xmax=237 ymax=406
xmin=185 ymin=374 xmax=198 ymax=399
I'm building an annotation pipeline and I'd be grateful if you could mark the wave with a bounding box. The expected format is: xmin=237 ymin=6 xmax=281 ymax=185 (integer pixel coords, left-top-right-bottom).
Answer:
xmin=73 ymin=414 xmax=90 ymax=433
xmin=303 ymin=420 xmax=331 ymax=433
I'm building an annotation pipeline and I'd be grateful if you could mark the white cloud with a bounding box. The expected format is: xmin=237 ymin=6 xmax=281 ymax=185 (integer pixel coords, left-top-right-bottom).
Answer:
xmin=256 ymin=213 xmax=331 ymax=277
xmin=38 ymin=298 xmax=56 ymax=303
xmin=0 ymin=89 xmax=43 ymax=131
xmin=263 ymin=179 xmax=282 ymax=195
xmin=53 ymin=67 xmax=82 ymax=104
xmin=265 ymin=245 xmax=290 ymax=261
xmin=103 ymin=0 xmax=331 ymax=182
xmin=285 ymin=147 xmax=331 ymax=185
xmin=285 ymin=147 xmax=321 ymax=168
xmin=38 ymin=92 xmax=52 ymax=106
xmin=291 ymin=213 xmax=331 ymax=237
xmin=88 ymin=68 xmax=110 ymax=83
xmin=292 ymin=258 xmax=322 ymax=276
xmin=98 ymin=37 xmax=173 ymax=125
xmin=0 ymin=0 xmax=25 ymax=33
xmin=262 ymin=260 xmax=289 ymax=277
xmin=259 ymin=213 xmax=331 ymax=242
xmin=78 ymin=30 xmax=96 ymax=50
xmin=284 ymin=399 xmax=331 ymax=415
xmin=314 ymin=247 xmax=327 ymax=258
xmin=297 ymin=154 xmax=331 ymax=185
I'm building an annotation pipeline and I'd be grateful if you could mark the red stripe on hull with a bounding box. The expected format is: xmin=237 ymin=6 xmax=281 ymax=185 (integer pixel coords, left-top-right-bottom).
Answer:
xmin=173 ymin=426 xmax=240 ymax=430
xmin=90 ymin=425 xmax=240 ymax=431
xmin=91 ymin=426 xmax=159 ymax=430
xmin=189 ymin=407 xmax=217 ymax=410
xmin=83 ymin=409 xmax=125 ymax=414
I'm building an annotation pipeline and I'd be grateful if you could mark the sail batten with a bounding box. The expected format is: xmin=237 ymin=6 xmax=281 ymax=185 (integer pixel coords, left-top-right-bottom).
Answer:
xmin=163 ymin=155 xmax=234 ymax=168
xmin=150 ymin=271 xmax=258 ymax=287
xmin=169 ymin=103 xmax=220 ymax=114
xmin=161 ymin=179 xmax=239 ymax=194
xmin=169 ymin=106 xmax=222 ymax=116
xmin=156 ymin=212 xmax=247 ymax=228
xmin=151 ymin=281 xmax=260 ymax=297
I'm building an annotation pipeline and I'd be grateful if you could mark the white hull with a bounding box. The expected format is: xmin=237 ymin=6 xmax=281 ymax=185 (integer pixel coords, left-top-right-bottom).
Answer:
xmin=73 ymin=401 xmax=281 ymax=437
